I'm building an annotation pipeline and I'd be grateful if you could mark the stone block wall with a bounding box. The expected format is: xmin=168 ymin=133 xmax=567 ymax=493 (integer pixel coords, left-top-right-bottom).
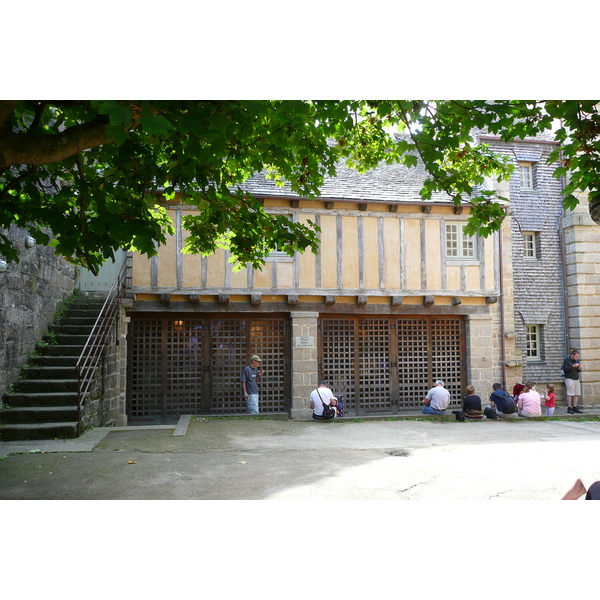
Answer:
xmin=562 ymin=193 xmax=600 ymax=404
xmin=290 ymin=312 xmax=319 ymax=418
xmin=0 ymin=225 xmax=75 ymax=398
xmin=80 ymin=302 xmax=129 ymax=428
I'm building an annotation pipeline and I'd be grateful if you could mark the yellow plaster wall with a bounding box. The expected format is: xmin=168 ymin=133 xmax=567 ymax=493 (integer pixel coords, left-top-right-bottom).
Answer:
xmin=320 ymin=215 xmax=338 ymax=288
xmin=206 ymin=250 xmax=226 ymax=288
xmin=446 ymin=266 xmax=461 ymax=291
xmin=298 ymin=214 xmax=316 ymax=288
xmin=464 ymin=265 xmax=480 ymax=290
xmin=231 ymin=267 xmax=249 ymax=288
xmin=342 ymin=216 xmax=359 ymax=289
xmin=253 ymin=261 xmax=272 ymax=288
xmin=485 ymin=237 xmax=495 ymax=290
xmin=404 ymin=219 xmax=421 ymax=290
xmin=425 ymin=219 xmax=441 ymax=290
xmin=383 ymin=218 xmax=401 ymax=290
xmin=157 ymin=221 xmax=177 ymax=287
xmin=131 ymin=250 xmax=151 ymax=287
xmin=363 ymin=217 xmax=379 ymax=289
xmin=181 ymin=209 xmax=202 ymax=288
xmin=277 ymin=262 xmax=294 ymax=288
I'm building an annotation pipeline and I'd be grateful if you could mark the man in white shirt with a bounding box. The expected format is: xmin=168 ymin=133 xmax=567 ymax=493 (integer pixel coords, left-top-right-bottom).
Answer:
xmin=310 ymin=381 xmax=338 ymax=419
xmin=422 ymin=380 xmax=450 ymax=415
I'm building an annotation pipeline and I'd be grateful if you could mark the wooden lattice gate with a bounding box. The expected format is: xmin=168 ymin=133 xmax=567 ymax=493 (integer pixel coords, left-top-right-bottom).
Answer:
xmin=320 ymin=316 xmax=465 ymax=414
xmin=128 ymin=315 xmax=289 ymax=422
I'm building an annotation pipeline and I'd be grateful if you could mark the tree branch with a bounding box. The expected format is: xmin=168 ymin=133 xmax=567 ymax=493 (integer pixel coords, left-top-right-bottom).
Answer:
xmin=0 ymin=101 xmax=18 ymax=127
xmin=0 ymin=113 xmax=111 ymax=168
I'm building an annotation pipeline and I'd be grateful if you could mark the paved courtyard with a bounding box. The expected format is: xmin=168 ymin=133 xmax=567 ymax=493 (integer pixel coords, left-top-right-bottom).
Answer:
xmin=1 ymin=415 xmax=600 ymax=500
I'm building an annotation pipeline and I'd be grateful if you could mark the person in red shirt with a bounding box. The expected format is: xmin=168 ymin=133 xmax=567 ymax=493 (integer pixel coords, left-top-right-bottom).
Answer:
xmin=513 ymin=381 xmax=525 ymax=400
xmin=544 ymin=384 xmax=556 ymax=416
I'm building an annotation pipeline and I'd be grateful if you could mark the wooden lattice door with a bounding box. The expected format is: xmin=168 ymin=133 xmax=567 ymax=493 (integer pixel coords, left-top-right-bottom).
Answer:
xmin=209 ymin=317 xmax=288 ymax=414
xmin=128 ymin=315 xmax=288 ymax=421
xmin=129 ymin=318 xmax=165 ymax=420
xmin=320 ymin=317 xmax=394 ymax=414
xmin=396 ymin=317 xmax=465 ymax=409
xmin=320 ymin=315 xmax=465 ymax=414
xmin=128 ymin=318 xmax=205 ymax=422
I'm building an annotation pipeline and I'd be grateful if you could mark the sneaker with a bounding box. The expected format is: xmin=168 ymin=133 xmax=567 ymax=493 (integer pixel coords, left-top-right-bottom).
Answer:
xmin=567 ymin=407 xmax=575 ymax=414
xmin=573 ymin=406 xmax=583 ymax=414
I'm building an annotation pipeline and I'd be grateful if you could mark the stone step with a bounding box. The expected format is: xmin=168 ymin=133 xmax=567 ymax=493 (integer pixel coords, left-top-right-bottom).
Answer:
xmin=56 ymin=316 xmax=98 ymax=326
xmin=30 ymin=355 xmax=79 ymax=367
xmin=50 ymin=323 xmax=95 ymax=335
xmin=46 ymin=333 xmax=91 ymax=346
xmin=2 ymin=391 xmax=79 ymax=407
xmin=38 ymin=345 xmax=84 ymax=357
xmin=20 ymin=366 xmax=78 ymax=380
xmin=63 ymin=309 xmax=103 ymax=318
xmin=14 ymin=379 xmax=79 ymax=393
xmin=0 ymin=405 xmax=78 ymax=424
xmin=2 ymin=293 xmax=107 ymax=441
xmin=0 ymin=421 xmax=79 ymax=441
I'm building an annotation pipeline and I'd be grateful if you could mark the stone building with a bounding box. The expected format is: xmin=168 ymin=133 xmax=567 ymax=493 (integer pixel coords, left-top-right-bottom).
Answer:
xmin=2 ymin=136 xmax=599 ymax=428
xmin=123 ymin=134 xmax=595 ymax=422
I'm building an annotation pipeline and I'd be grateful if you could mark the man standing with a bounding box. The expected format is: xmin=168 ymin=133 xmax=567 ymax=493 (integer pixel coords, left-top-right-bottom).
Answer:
xmin=422 ymin=380 xmax=450 ymax=415
xmin=563 ymin=349 xmax=583 ymax=414
xmin=241 ymin=355 xmax=264 ymax=415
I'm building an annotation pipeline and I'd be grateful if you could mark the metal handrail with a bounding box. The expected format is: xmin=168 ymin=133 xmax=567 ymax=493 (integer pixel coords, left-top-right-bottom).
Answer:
xmin=76 ymin=256 xmax=129 ymax=436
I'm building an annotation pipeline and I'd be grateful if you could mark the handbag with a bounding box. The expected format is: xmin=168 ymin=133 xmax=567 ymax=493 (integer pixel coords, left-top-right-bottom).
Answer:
xmin=317 ymin=389 xmax=336 ymax=419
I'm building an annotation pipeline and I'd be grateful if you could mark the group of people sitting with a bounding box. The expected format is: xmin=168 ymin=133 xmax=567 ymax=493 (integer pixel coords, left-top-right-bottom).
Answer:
xmin=311 ymin=379 xmax=556 ymax=421
xmin=456 ymin=380 xmax=554 ymax=420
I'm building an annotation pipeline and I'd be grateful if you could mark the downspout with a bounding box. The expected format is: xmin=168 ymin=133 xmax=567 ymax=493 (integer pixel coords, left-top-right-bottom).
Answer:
xmin=499 ymin=209 xmax=508 ymax=389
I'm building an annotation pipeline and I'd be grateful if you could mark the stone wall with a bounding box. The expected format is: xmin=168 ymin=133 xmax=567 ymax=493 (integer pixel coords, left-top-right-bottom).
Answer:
xmin=0 ymin=225 xmax=75 ymax=398
xmin=80 ymin=301 xmax=129 ymax=428
xmin=562 ymin=192 xmax=600 ymax=405
xmin=290 ymin=312 xmax=319 ymax=419
xmin=483 ymin=138 xmax=566 ymax=397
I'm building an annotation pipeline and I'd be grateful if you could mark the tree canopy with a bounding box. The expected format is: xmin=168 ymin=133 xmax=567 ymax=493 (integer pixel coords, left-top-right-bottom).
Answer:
xmin=1 ymin=100 xmax=599 ymax=273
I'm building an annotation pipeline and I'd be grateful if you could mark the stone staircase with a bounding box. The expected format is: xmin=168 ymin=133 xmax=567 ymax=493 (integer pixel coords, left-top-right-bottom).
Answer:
xmin=0 ymin=296 xmax=105 ymax=441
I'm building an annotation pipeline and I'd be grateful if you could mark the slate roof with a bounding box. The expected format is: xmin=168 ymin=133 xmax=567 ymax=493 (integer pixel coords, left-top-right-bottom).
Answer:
xmin=238 ymin=158 xmax=459 ymax=205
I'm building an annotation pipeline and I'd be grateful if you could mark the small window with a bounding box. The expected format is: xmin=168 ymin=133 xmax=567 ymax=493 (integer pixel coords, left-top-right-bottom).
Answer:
xmin=525 ymin=325 xmax=542 ymax=362
xmin=523 ymin=232 xmax=537 ymax=259
xmin=266 ymin=214 xmax=294 ymax=261
xmin=446 ymin=222 xmax=478 ymax=260
xmin=520 ymin=163 xmax=534 ymax=190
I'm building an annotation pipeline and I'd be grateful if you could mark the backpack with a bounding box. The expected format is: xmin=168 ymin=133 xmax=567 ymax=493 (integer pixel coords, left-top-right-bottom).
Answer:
xmin=492 ymin=390 xmax=516 ymax=414
xmin=502 ymin=395 xmax=517 ymax=414
xmin=484 ymin=406 xmax=498 ymax=419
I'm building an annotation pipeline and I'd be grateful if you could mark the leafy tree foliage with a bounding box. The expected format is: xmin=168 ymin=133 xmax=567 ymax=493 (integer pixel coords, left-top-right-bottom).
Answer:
xmin=1 ymin=100 xmax=598 ymax=273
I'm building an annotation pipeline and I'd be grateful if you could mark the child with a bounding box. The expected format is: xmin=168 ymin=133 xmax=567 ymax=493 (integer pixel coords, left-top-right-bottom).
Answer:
xmin=544 ymin=384 xmax=556 ymax=416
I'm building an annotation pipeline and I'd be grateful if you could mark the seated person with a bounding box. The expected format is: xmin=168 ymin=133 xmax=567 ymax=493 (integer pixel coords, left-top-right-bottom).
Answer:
xmin=489 ymin=383 xmax=518 ymax=419
xmin=517 ymin=381 xmax=542 ymax=417
xmin=513 ymin=381 xmax=525 ymax=400
xmin=310 ymin=381 xmax=338 ymax=419
xmin=422 ymin=380 xmax=450 ymax=415
xmin=562 ymin=477 xmax=600 ymax=500
xmin=462 ymin=385 xmax=483 ymax=419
